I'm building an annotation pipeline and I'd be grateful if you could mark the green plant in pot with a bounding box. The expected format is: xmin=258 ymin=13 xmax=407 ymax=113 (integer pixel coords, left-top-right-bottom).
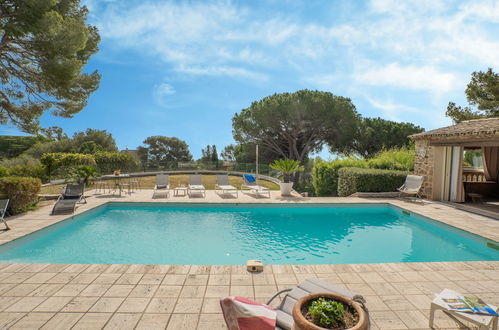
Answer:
xmin=270 ymin=159 xmax=304 ymax=196
xmin=292 ymin=292 xmax=368 ymax=330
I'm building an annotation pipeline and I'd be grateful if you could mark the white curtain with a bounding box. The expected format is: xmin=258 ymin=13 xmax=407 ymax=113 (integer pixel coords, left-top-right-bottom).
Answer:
xmin=450 ymin=146 xmax=465 ymax=202
xmin=482 ymin=147 xmax=499 ymax=181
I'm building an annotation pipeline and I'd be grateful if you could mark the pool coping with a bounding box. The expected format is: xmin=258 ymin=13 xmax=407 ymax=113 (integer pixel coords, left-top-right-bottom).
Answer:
xmin=1 ymin=190 xmax=498 ymax=250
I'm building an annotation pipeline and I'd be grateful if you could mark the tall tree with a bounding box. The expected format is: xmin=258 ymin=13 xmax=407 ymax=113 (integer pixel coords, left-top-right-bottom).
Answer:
xmin=446 ymin=68 xmax=499 ymax=123
xmin=0 ymin=0 xmax=101 ymax=132
xmin=72 ymin=128 xmax=117 ymax=152
xmin=232 ymin=90 xmax=359 ymax=163
xmin=140 ymin=136 xmax=192 ymax=168
xmin=210 ymin=145 xmax=218 ymax=162
xmin=338 ymin=117 xmax=424 ymax=158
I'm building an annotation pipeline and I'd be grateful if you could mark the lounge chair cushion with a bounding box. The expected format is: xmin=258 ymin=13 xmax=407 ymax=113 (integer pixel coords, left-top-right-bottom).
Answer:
xmin=218 ymin=185 xmax=236 ymax=190
xmin=156 ymin=184 xmax=168 ymax=189
xmin=244 ymin=174 xmax=256 ymax=183
xmin=189 ymin=185 xmax=205 ymax=190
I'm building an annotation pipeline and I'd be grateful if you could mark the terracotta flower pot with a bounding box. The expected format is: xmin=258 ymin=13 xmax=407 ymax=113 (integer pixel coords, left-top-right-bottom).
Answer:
xmin=292 ymin=292 xmax=368 ymax=330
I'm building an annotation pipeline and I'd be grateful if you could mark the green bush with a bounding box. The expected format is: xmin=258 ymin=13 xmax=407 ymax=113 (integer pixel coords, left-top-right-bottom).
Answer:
xmin=0 ymin=166 xmax=9 ymax=177
xmin=367 ymin=147 xmax=415 ymax=171
xmin=68 ymin=165 xmax=97 ymax=185
xmin=40 ymin=153 xmax=96 ymax=178
xmin=8 ymin=163 xmax=49 ymax=182
xmin=337 ymin=167 xmax=409 ymax=197
xmin=0 ymin=176 xmax=41 ymax=214
xmin=312 ymin=158 xmax=367 ymax=196
xmin=93 ymin=151 xmax=139 ymax=174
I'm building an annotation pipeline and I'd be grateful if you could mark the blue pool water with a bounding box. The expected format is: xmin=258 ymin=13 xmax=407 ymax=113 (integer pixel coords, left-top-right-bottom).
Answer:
xmin=0 ymin=203 xmax=497 ymax=264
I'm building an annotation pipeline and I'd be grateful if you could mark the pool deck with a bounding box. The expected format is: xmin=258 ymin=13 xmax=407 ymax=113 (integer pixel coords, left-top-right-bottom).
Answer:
xmin=0 ymin=189 xmax=498 ymax=329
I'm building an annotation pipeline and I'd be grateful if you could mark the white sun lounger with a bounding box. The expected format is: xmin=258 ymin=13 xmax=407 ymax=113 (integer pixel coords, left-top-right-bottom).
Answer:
xmin=215 ymin=174 xmax=238 ymax=197
xmin=153 ymin=174 xmax=170 ymax=198
xmin=398 ymin=175 xmax=424 ymax=200
xmin=1 ymin=199 xmax=10 ymax=230
xmin=188 ymin=174 xmax=206 ymax=197
xmin=242 ymin=174 xmax=271 ymax=198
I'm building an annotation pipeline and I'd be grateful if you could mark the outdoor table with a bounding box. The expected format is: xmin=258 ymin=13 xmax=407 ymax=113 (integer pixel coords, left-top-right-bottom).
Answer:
xmin=430 ymin=289 xmax=498 ymax=330
xmin=102 ymin=174 xmax=131 ymax=197
xmin=174 ymin=186 xmax=188 ymax=197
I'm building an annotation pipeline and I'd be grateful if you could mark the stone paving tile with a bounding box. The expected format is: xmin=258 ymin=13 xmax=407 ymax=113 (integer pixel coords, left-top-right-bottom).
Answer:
xmin=136 ymin=313 xmax=171 ymax=330
xmin=40 ymin=312 xmax=84 ymax=329
xmin=33 ymin=296 xmax=74 ymax=312
xmin=155 ymin=285 xmax=182 ymax=298
xmin=60 ymin=296 xmax=99 ymax=312
xmin=5 ymin=296 xmax=47 ymax=312
xmin=103 ymin=284 xmax=135 ymax=297
xmin=72 ymin=312 xmax=113 ymax=330
xmin=197 ymin=313 xmax=227 ymax=329
xmin=104 ymin=313 xmax=142 ymax=329
xmin=174 ymin=298 xmax=204 ymax=313
xmin=166 ymin=313 xmax=199 ymax=330
xmin=117 ymin=297 xmax=151 ymax=313
xmin=0 ymin=312 xmax=26 ymax=329
xmin=9 ymin=312 xmax=55 ymax=329
xmin=89 ymin=297 xmax=125 ymax=313
xmin=0 ymin=195 xmax=498 ymax=330
xmin=146 ymin=297 xmax=176 ymax=314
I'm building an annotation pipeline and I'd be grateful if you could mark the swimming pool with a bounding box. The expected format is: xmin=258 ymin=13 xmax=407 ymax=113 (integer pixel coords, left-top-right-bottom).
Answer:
xmin=0 ymin=203 xmax=497 ymax=264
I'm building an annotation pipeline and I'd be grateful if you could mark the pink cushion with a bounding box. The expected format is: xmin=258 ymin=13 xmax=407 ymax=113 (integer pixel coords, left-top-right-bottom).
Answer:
xmin=220 ymin=296 xmax=277 ymax=330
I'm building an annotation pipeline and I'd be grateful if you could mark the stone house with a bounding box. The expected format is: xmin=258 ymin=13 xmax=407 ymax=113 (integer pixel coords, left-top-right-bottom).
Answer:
xmin=410 ymin=118 xmax=499 ymax=202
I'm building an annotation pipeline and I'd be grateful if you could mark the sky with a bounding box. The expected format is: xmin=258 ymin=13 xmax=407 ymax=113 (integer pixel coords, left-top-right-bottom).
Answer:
xmin=2 ymin=0 xmax=499 ymax=158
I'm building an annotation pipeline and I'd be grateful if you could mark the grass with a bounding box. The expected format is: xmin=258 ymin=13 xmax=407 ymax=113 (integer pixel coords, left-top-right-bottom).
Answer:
xmin=40 ymin=174 xmax=279 ymax=194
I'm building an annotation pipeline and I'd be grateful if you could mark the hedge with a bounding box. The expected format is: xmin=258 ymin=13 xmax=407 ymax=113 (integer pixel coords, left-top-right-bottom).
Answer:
xmin=0 ymin=176 xmax=41 ymax=214
xmin=93 ymin=151 xmax=138 ymax=174
xmin=337 ymin=167 xmax=409 ymax=197
xmin=312 ymin=158 xmax=367 ymax=196
xmin=40 ymin=153 xmax=96 ymax=178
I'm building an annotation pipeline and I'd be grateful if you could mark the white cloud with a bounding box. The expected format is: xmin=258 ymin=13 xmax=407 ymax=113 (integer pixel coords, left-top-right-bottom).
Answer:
xmin=153 ymin=83 xmax=176 ymax=107
xmin=355 ymin=63 xmax=459 ymax=94
xmin=93 ymin=0 xmax=499 ymax=95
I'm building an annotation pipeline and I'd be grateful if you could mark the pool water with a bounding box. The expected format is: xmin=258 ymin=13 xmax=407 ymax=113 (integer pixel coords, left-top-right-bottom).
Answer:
xmin=0 ymin=203 xmax=497 ymax=264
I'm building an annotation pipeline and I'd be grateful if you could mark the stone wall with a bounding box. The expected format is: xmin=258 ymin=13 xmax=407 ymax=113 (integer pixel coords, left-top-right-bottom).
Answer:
xmin=414 ymin=140 xmax=434 ymax=199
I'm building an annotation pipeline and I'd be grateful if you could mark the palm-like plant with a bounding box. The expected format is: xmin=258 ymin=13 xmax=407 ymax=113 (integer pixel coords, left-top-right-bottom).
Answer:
xmin=270 ymin=159 xmax=304 ymax=183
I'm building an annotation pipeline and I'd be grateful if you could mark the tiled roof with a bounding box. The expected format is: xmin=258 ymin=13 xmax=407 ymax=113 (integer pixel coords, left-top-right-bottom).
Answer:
xmin=410 ymin=118 xmax=499 ymax=140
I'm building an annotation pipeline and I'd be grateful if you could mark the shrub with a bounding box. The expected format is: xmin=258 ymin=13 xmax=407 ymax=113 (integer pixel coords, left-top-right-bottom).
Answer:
xmin=0 ymin=176 xmax=41 ymax=214
xmin=40 ymin=153 xmax=96 ymax=178
xmin=93 ymin=151 xmax=139 ymax=174
xmin=337 ymin=167 xmax=409 ymax=197
xmin=0 ymin=166 xmax=9 ymax=177
xmin=312 ymin=158 xmax=367 ymax=196
xmin=68 ymin=165 xmax=97 ymax=185
xmin=8 ymin=163 xmax=49 ymax=182
xmin=367 ymin=147 xmax=415 ymax=171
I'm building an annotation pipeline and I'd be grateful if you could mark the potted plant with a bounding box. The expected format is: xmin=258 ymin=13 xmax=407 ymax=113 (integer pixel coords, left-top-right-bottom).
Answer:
xmin=270 ymin=159 xmax=304 ymax=196
xmin=292 ymin=292 xmax=368 ymax=330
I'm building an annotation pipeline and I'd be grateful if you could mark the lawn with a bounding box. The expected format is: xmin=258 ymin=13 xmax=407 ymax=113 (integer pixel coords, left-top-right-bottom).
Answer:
xmin=40 ymin=174 xmax=279 ymax=194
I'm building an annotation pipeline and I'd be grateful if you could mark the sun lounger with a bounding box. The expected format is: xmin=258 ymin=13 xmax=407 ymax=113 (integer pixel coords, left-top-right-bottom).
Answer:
xmin=215 ymin=174 xmax=238 ymax=197
xmin=188 ymin=174 xmax=206 ymax=197
xmin=153 ymin=174 xmax=170 ymax=198
xmin=51 ymin=183 xmax=86 ymax=215
xmin=221 ymin=277 xmax=370 ymax=330
xmin=242 ymin=174 xmax=270 ymax=198
xmin=398 ymin=175 xmax=424 ymax=200
xmin=1 ymin=199 xmax=10 ymax=230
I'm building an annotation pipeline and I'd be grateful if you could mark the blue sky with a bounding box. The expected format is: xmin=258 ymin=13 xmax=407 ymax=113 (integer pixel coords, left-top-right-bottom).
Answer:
xmin=2 ymin=0 xmax=499 ymax=158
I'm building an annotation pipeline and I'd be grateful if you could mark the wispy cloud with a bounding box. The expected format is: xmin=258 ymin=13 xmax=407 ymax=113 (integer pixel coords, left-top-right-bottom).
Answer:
xmin=153 ymin=83 xmax=176 ymax=108
xmin=88 ymin=0 xmax=499 ymax=128
xmin=355 ymin=63 xmax=459 ymax=94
